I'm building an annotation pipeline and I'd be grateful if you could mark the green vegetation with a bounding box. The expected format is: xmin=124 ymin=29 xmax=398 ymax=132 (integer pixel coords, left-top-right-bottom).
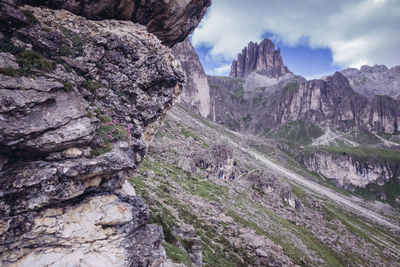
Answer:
xmin=61 ymin=27 xmax=86 ymax=51
xmin=17 ymin=50 xmax=54 ymax=72
xmin=356 ymin=177 xmax=400 ymax=209
xmin=180 ymin=127 xmax=209 ymax=148
xmin=98 ymin=121 xmax=129 ymax=142
xmin=0 ymin=67 xmax=24 ymax=77
xmin=282 ymin=81 xmax=298 ymax=95
xmin=208 ymin=82 xmax=220 ymax=89
xmin=269 ymin=120 xmax=323 ymax=145
xmin=229 ymin=199 xmax=350 ymax=267
xmin=230 ymin=85 xmax=245 ymax=100
xmin=322 ymin=204 xmax=399 ymax=264
xmin=347 ymin=130 xmax=381 ymax=145
xmin=126 ymin=105 xmax=399 ymax=266
xmin=181 ymin=127 xmax=201 ymax=140
xmin=89 ymin=142 xmax=111 ymax=157
xmin=87 ymin=110 xmax=95 ymax=118
xmin=41 ymin=27 xmax=51 ymax=32
xmin=59 ymin=45 xmax=75 ymax=57
xmin=0 ymin=38 xmax=24 ymax=54
xmin=94 ymin=110 xmax=111 ymax=123
xmin=162 ymin=242 xmax=192 ymax=266
xmin=180 ymin=178 xmax=227 ymax=202
xmin=128 ymin=154 xmax=249 ymax=267
xmin=290 ymin=185 xmax=308 ymax=202
xmin=306 ymin=144 xmax=400 ymax=165
xmin=83 ymin=80 xmax=106 ymax=91
xmin=21 ymin=10 xmax=39 ymax=24
xmin=63 ymin=81 xmax=73 ymax=91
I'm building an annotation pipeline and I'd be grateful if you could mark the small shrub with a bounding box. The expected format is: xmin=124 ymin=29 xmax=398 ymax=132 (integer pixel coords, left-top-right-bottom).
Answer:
xmin=21 ymin=10 xmax=39 ymax=24
xmin=63 ymin=81 xmax=73 ymax=91
xmin=61 ymin=27 xmax=85 ymax=51
xmin=0 ymin=38 xmax=24 ymax=54
xmin=59 ymin=45 xmax=75 ymax=57
xmin=90 ymin=142 xmax=111 ymax=157
xmin=83 ymin=80 xmax=105 ymax=91
xmin=41 ymin=27 xmax=51 ymax=32
xmin=98 ymin=118 xmax=130 ymax=142
xmin=0 ymin=67 xmax=24 ymax=77
xmin=17 ymin=50 xmax=54 ymax=72
xmin=87 ymin=110 xmax=95 ymax=118
xmin=230 ymin=86 xmax=245 ymax=100
xmin=283 ymin=81 xmax=298 ymax=95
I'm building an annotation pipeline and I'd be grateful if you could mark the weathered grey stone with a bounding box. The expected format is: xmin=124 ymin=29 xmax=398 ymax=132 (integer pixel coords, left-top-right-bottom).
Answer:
xmin=302 ymin=152 xmax=398 ymax=190
xmin=21 ymin=0 xmax=211 ymax=47
xmin=342 ymin=65 xmax=400 ymax=99
xmin=172 ymin=37 xmax=211 ymax=117
xmin=62 ymin=147 xmax=83 ymax=159
xmin=0 ymin=52 xmax=19 ymax=68
xmin=0 ymin=2 xmax=188 ymax=265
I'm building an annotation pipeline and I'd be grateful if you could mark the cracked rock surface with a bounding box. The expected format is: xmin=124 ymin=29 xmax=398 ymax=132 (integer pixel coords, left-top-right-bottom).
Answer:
xmin=0 ymin=1 xmax=185 ymax=266
xmin=20 ymin=0 xmax=211 ymax=47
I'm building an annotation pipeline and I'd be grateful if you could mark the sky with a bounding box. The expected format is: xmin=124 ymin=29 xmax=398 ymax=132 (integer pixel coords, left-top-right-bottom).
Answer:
xmin=191 ymin=0 xmax=400 ymax=79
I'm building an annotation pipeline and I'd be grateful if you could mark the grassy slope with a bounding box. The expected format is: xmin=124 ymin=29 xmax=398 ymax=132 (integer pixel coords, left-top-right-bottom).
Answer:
xmin=129 ymin=106 xmax=400 ymax=266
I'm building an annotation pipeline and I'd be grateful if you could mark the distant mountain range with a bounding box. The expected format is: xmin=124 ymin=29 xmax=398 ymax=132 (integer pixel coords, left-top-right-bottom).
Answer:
xmin=173 ymin=38 xmax=400 ymax=197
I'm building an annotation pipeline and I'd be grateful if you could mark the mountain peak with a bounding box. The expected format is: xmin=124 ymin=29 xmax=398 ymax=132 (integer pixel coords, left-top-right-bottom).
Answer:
xmin=229 ymin=39 xmax=291 ymax=78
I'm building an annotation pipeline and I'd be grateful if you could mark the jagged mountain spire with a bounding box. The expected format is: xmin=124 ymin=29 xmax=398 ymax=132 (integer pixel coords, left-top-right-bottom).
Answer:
xmin=229 ymin=39 xmax=291 ymax=78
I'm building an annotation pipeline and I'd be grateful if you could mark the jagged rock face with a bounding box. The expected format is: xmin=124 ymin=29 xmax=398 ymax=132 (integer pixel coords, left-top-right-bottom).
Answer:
xmin=268 ymin=72 xmax=400 ymax=133
xmin=21 ymin=0 xmax=211 ymax=47
xmin=208 ymin=71 xmax=400 ymax=135
xmin=302 ymin=152 xmax=398 ymax=191
xmin=0 ymin=3 xmax=184 ymax=266
xmin=229 ymin=39 xmax=291 ymax=78
xmin=172 ymin=37 xmax=211 ymax=117
xmin=341 ymin=65 xmax=400 ymax=99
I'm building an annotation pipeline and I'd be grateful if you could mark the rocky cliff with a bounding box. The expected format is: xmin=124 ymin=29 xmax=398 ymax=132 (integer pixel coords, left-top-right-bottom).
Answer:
xmin=20 ymin=0 xmax=211 ymax=47
xmin=203 ymin=39 xmax=400 ymax=193
xmin=266 ymin=72 xmax=400 ymax=134
xmin=342 ymin=65 xmax=400 ymax=99
xmin=208 ymin=71 xmax=400 ymax=136
xmin=172 ymin=38 xmax=211 ymax=118
xmin=0 ymin=0 xmax=210 ymax=266
xmin=302 ymin=151 xmax=399 ymax=190
xmin=229 ymin=39 xmax=291 ymax=78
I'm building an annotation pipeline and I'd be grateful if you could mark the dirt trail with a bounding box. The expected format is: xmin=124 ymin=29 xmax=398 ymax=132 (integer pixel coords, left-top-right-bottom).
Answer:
xmin=243 ymin=142 xmax=400 ymax=231
xmin=170 ymin=107 xmax=400 ymax=231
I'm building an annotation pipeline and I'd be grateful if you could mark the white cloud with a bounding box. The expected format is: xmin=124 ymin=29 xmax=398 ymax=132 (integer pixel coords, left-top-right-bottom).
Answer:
xmin=192 ymin=0 xmax=400 ymax=69
xmin=210 ymin=64 xmax=231 ymax=76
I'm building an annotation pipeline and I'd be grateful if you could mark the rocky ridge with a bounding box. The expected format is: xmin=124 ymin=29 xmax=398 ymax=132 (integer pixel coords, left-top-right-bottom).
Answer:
xmin=172 ymin=37 xmax=400 ymax=198
xmin=0 ymin=0 xmax=210 ymax=266
xmin=341 ymin=64 xmax=400 ymax=99
xmin=229 ymin=39 xmax=291 ymax=78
